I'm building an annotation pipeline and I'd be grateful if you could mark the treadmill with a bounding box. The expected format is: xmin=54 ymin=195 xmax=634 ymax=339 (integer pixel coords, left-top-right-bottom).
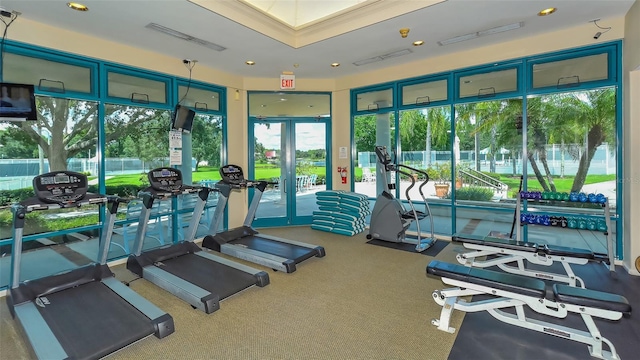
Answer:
xmin=7 ymin=171 xmax=174 ymax=360
xmin=202 ymin=164 xmax=326 ymax=273
xmin=126 ymin=167 xmax=269 ymax=314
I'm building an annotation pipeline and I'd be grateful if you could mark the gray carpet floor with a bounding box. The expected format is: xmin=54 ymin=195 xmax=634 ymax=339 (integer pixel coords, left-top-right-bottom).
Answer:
xmin=0 ymin=227 xmax=464 ymax=359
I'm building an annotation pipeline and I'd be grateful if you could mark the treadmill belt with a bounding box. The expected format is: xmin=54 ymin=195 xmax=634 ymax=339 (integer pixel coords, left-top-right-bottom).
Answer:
xmin=38 ymin=281 xmax=155 ymax=360
xmin=233 ymin=236 xmax=317 ymax=263
xmin=159 ymin=253 xmax=257 ymax=299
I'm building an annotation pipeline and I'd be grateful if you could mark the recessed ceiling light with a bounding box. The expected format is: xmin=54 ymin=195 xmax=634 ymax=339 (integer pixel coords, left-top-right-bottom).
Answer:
xmin=413 ymin=40 xmax=424 ymax=46
xmin=245 ymin=60 xmax=255 ymax=65
xmin=331 ymin=63 xmax=340 ymax=67
xmin=67 ymin=2 xmax=89 ymax=11
xmin=538 ymin=7 xmax=556 ymax=16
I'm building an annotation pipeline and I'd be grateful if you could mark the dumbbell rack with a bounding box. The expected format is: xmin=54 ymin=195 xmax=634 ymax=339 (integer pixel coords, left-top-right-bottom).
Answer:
xmin=515 ymin=193 xmax=615 ymax=271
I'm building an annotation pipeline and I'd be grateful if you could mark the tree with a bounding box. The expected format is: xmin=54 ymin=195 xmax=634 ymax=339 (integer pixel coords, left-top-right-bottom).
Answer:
xmin=191 ymin=115 xmax=223 ymax=171
xmin=6 ymin=97 xmax=169 ymax=172
xmin=560 ymin=88 xmax=615 ymax=192
xmin=254 ymin=137 xmax=267 ymax=164
xmin=353 ymin=114 xmax=377 ymax=154
xmin=0 ymin=127 xmax=38 ymax=158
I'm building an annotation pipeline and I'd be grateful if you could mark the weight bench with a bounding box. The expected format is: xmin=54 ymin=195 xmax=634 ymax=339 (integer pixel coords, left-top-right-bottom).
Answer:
xmin=426 ymin=260 xmax=631 ymax=360
xmin=453 ymin=234 xmax=611 ymax=288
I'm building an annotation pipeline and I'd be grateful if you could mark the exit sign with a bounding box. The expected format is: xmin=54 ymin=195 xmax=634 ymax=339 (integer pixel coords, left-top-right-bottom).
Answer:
xmin=280 ymin=74 xmax=295 ymax=90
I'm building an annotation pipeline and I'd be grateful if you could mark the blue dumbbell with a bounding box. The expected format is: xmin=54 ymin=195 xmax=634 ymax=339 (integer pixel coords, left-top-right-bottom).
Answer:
xmin=569 ymin=192 xmax=579 ymax=202
xmin=578 ymin=193 xmax=588 ymax=202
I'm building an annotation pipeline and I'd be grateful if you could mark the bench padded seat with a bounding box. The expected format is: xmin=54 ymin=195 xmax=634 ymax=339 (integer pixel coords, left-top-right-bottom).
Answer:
xmin=554 ymin=284 xmax=632 ymax=315
xmin=453 ymin=233 xmax=538 ymax=252
xmin=427 ymin=260 xmax=546 ymax=298
xmin=543 ymin=244 xmax=594 ymax=259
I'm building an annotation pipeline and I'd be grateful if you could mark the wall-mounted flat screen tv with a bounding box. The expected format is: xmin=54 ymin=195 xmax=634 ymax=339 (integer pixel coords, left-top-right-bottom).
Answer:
xmin=170 ymin=104 xmax=196 ymax=133
xmin=0 ymin=83 xmax=37 ymax=121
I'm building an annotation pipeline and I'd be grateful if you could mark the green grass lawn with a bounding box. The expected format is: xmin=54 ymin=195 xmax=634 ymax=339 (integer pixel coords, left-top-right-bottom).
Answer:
xmin=105 ymin=165 xmax=327 ymax=186
xmin=500 ymin=174 xmax=616 ymax=193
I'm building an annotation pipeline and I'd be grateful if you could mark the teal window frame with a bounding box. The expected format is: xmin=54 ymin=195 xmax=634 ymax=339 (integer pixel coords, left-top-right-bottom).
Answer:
xmin=350 ymin=41 xmax=623 ymax=259
xmin=0 ymin=39 xmax=229 ymax=276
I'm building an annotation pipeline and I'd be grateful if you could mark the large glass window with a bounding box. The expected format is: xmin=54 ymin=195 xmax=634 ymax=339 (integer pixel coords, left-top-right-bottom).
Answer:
xmin=0 ymin=96 xmax=100 ymax=286
xmin=520 ymin=87 xmax=617 ymax=254
xmin=453 ymin=98 xmax=523 ymax=235
xmin=2 ymin=53 xmax=93 ymax=93
xmin=351 ymin=43 xmax=621 ymax=257
xmin=188 ymin=114 xmax=224 ymax=237
xmin=525 ymin=87 xmax=617 ymax=211
xmin=398 ymin=107 xmax=451 ymax=200
xmin=103 ymin=104 xmax=171 ymax=256
xmin=353 ymin=112 xmax=393 ymax=197
xmin=398 ymin=106 xmax=453 ymax=236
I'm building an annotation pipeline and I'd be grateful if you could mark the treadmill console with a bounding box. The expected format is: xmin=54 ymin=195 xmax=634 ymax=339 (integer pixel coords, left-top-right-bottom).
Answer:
xmin=148 ymin=167 xmax=184 ymax=192
xmin=33 ymin=171 xmax=88 ymax=205
xmin=219 ymin=165 xmax=246 ymax=185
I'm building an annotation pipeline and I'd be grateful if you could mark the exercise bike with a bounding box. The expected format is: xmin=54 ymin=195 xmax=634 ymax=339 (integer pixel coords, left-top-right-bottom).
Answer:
xmin=366 ymin=145 xmax=437 ymax=252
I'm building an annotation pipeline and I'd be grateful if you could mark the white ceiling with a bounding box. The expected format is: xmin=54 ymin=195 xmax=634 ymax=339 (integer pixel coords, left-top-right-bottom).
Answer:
xmin=0 ymin=0 xmax=635 ymax=80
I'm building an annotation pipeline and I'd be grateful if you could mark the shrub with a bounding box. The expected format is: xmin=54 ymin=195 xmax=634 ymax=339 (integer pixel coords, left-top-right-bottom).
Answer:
xmin=0 ymin=188 xmax=36 ymax=207
xmin=446 ymin=186 xmax=494 ymax=201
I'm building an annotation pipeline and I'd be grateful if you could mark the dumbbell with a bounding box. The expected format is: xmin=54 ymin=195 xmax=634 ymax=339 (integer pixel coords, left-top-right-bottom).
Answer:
xmin=569 ymin=192 xmax=579 ymax=202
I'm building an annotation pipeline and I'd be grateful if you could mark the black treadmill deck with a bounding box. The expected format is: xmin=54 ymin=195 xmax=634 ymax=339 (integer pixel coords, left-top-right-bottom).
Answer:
xmin=35 ymin=281 xmax=155 ymax=360
xmin=158 ymin=253 xmax=259 ymax=299
xmin=232 ymin=235 xmax=320 ymax=264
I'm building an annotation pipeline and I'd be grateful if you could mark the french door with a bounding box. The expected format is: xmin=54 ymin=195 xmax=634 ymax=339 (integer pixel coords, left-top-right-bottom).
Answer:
xmin=249 ymin=118 xmax=330 ymax=227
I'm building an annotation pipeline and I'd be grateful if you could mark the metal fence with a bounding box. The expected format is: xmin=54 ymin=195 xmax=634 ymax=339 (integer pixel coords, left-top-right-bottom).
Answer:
xmin=0 ymin=157 xmax=196 ymax=190
xmin=357 ymin=143 xmax=616 ymax=176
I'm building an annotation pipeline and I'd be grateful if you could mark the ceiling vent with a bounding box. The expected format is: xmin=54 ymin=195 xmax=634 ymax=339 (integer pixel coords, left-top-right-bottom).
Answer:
xmin=353 ymin=48 xmax=413 ymax=66
xmin=438 ymin=22 xmax=524 ymax=46
xmin=145 ymin=23 xmax=227 ymax=51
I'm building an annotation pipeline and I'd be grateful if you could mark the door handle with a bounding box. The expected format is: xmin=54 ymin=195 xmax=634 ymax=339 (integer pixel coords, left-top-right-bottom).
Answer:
xmin=283 ymin=179 xmax=286 ymax=194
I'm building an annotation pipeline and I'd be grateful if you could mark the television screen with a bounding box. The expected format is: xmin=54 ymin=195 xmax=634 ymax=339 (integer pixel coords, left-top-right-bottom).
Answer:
xmin=171 ymin=105 xmax=196 ymax=133
xmin=0 ymin=83 xmax=37 ymax=121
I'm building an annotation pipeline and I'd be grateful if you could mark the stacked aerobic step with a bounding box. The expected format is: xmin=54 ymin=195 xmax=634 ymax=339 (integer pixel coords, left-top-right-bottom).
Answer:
xmin=311 ymin=190 xmax=371 ymax=236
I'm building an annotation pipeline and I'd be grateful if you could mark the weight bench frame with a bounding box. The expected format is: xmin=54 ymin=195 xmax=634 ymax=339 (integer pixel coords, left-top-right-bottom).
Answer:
xmin=454 ymin=235 xmax=609 ymax=288
xmin=427 ymin=261 xmax=630 ymax=360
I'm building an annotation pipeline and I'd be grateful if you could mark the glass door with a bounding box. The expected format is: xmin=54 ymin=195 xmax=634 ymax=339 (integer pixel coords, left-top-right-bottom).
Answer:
xmin=250 ymin=119 xmax=329 ymax=227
